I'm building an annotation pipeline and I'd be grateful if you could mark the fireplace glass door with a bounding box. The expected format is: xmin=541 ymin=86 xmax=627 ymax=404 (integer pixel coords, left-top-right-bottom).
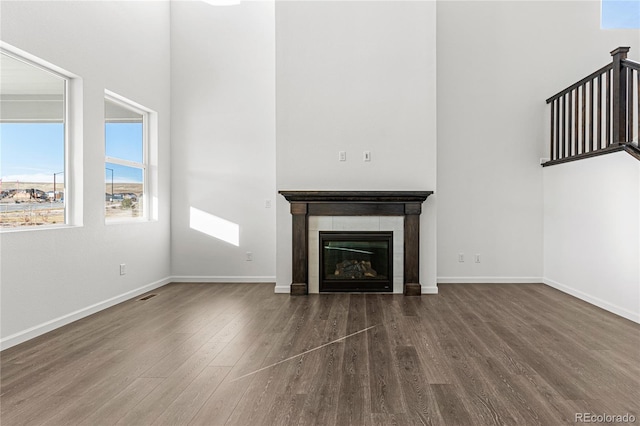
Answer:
xmin=319 ymin=231 xmax=393 ymax=292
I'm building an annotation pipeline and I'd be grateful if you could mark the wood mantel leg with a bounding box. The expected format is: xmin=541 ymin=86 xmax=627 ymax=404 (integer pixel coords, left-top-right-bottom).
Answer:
xmin=291 ymin=203 xmax=308 ymax=295
xmin=404 ymin=204 xmax=422 ymax=296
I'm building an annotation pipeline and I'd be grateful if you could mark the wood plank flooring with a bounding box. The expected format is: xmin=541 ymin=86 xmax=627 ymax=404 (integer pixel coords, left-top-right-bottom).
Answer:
xmin=1 ymin=283 xmax=639 ymax=425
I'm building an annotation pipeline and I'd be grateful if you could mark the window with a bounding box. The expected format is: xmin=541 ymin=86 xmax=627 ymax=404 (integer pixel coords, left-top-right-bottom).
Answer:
xmin=0 ymin=49 xmax=68 ymax=229
xmin=602 ymin=0 xmax=640 ymax=29
xmin=104 ymin=93 xmax=150 ymax=222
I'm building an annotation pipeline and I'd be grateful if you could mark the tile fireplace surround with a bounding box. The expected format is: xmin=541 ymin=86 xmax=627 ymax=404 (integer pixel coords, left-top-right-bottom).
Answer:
xmin=279 ymin=191 xmax=433 ymax=295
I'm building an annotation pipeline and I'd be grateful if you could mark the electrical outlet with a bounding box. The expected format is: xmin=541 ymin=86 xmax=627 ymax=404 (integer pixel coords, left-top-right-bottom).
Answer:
xmin=458 ymin=253 xmax=464 ymax=263
xmin=364 ymin=151 xmax=371 ymax=162
xmin=339 ymin=151 xmax=346 ymax=161
xmin=246 ymin=252 xmax=253 ymax=261
xmin=120 ymin=264 xmax=126 ymax=275
xmin=265 ymin=199 xmax=271 ymax=208
xmin=474 ymin=254 xmax=481 ymax=263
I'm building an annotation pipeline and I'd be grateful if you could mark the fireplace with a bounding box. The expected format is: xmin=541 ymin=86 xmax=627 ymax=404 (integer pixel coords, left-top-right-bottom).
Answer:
xmin=279 ymin=191 xmax=433 ymax=295
xmin=319 ymin=231 xmax=393 ymax=292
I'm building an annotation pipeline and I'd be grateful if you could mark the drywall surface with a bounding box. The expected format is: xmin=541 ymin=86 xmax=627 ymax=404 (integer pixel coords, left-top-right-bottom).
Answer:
xmin=436 ymin=1 xmax=640 ymax=283
xmin=0 ymin=1 xmax=172 ymax=348
xmin=275 ymin=1 xmax=438 ymax=293
xmin=170 ymin=1 xmax=276 ymax=281
xmin=544 ymin=152 xmax=640 ymax=322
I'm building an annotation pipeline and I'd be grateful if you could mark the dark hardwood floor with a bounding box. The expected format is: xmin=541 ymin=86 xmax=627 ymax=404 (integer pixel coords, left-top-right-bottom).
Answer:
xmin=1 ymin=283 xmax=638 ymax=425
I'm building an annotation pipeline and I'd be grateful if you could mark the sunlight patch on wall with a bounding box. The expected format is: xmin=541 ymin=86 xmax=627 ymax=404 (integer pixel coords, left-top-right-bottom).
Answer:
xmin=189 ymin=207 xmax=239 ymax=246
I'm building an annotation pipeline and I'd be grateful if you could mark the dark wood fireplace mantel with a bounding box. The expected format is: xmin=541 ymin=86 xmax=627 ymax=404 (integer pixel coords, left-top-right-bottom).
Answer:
xmin=279 ymin=190 xmax=433 ymax=296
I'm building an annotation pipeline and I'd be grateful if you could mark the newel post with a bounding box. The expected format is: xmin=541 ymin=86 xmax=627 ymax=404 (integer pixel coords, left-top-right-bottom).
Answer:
xmin=611 ymin=47 xmax=630 ymax=144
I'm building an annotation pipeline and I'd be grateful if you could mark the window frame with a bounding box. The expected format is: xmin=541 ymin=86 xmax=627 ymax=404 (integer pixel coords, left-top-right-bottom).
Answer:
xmin=0 ymin=45 xmax=79 ymax=231
xmin=104 ymin=91 xmax=151 ymax=224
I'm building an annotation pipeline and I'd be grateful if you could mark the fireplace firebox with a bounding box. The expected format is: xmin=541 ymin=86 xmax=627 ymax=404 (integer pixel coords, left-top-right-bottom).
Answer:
xmin=319 ymin=231 xmax=393 ymax=292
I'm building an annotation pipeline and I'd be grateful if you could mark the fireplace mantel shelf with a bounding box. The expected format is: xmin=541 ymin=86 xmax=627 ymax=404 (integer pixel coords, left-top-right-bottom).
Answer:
xmin=279 ymin=191 xmax=433 ymax=203
xmin=279 ymin=190 xmax=434 ymax=296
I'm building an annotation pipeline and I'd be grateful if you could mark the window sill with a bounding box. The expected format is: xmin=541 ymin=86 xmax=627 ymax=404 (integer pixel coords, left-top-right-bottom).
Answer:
xmin=105 ymin=217 xmax=155 ymax=226
xmin=0 ymin=223 xmax=82 ymax=234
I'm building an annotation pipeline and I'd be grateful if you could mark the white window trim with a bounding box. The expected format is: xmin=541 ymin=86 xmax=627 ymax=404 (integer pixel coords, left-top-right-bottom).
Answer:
xmin=104 ymin=90 xmax=156 ymax=223
xmin=0 ymin=42 xmax=83 ymax=232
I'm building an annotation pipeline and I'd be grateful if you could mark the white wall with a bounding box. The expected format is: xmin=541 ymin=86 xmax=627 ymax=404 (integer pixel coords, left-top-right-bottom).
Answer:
xmin=170 ymin=1 xmax=276 ymax=281
xmin=544 ymin=152 xmax=640 ymax=322
xmin=436 ymin=1 xmax=640 ymax=283
xmin=275 ymin=1 xmax=438 ymax=293
xmin=0 ymin=1 xmax=172 ymax=349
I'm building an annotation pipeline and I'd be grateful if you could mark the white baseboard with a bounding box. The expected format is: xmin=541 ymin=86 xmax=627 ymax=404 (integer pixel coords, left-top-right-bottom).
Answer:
xmin=421 ymin=285 xmax=439 ymax=294
xmin=0 ymin=276 xmax=172 ymax=351
xmin=170 ymin=276 xmax=276 ymax=283
xmin=543 ymin=277 xmax=640 ymax=324
xmin=274 ymin=285 xmax=291 ymax=294
xmin=437 ymin=277 xmax=543 ymax=284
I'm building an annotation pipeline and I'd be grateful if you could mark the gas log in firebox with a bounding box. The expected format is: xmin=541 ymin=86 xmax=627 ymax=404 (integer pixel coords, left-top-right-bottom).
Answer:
xmin=319 ymin=231 xmax=393 ymax=292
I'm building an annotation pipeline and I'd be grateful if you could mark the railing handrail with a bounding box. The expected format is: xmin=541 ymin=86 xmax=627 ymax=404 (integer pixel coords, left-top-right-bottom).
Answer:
xmin=622 ymin=58 xmax=640 ymax=71
xmin=545 ymin=56 xmax=639 ymax=104
xmin=544 ymin=47 xmax=639 ymax=165
xmin=546 ymin=63 xmax=613 ymax=104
